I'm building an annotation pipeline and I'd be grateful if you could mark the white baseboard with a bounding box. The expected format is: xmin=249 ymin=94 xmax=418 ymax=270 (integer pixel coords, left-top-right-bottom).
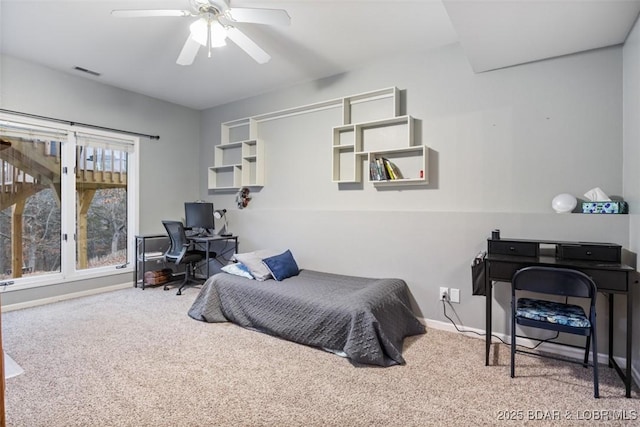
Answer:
xmin=2 ymin=283 xmax=131 ymax=312
xmin=423 ymin=317 xmax=640 ymax=390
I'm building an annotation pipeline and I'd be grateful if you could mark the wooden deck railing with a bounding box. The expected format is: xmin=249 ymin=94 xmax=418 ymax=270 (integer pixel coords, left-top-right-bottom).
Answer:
xmin=75 ymin=146 xmax=127 ymax=187
xmin=0 ymin=142 xmax=128 ymax=199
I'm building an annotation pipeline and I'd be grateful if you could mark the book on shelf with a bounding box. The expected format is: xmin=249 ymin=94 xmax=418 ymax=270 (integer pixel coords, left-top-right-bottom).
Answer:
xmin=377 ymin=158 xmax=390 ymax=180
xmin=369 ymin=161 xmax=380 ymax=181
xmin=380 ymin=157 xmax=404 ymax=180
xmin=382 ymin=158 xmax=396 ymax=180
xmin=370 ymin=158 xmax=386 ymax=180
xmin=370 ymin=157 xmax=406 ymax=181
xmin=370 ymin=157 xmax=403 ymax=181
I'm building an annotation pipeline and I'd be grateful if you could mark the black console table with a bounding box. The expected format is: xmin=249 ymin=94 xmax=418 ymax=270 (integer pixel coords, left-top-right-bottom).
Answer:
xmin=484 ymin=238 xmax=638 ymax=397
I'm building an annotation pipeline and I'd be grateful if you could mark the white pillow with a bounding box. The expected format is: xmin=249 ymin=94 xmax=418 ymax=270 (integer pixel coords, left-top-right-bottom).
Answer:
xmin=221 ymin=262 xmax=254 ymax=280
xmin=233 ymin=249 xmax=280 ymax=281
xmin=232 ymin=249 xmax=280 ymax=262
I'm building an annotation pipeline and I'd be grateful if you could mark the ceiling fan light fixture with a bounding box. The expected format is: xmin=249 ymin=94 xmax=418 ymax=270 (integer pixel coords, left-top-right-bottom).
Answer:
xmin=112 ymin=1 xmax=289 ymax=65
xmin=211 ymin=22 xmax=228 ymax=47
xmin=189 ymin=18 xmax=227 ymax=48
xmin=189 ymin=18 xmax=208 ymax=46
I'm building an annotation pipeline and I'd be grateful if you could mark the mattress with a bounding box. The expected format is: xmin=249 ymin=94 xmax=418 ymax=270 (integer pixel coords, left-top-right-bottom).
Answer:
xmin=188 ymin=269 xmax=425 ymax=366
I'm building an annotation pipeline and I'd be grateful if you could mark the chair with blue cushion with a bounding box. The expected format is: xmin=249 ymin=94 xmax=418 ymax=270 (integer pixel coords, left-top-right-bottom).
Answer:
xmin=511 ymin=266 xmax=599 ymax=398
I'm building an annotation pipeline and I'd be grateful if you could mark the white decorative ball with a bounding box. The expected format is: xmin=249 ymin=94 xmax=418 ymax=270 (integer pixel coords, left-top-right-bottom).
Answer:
xmin=551 ymin=193 xmax=577 ymax=213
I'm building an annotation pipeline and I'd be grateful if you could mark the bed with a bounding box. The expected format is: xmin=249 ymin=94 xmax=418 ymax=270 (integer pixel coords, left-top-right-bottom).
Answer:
xmin=188 ymin=269 xmax=425 ymax=366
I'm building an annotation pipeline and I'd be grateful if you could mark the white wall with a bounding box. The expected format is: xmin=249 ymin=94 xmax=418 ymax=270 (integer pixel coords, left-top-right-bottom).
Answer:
xmin=201 ymin=43 xmax=629 ymax=349
xmin=0 ymin=54 xmax=201 ymax=305
xmin=623 ymin=15 xmax=640 ymax=387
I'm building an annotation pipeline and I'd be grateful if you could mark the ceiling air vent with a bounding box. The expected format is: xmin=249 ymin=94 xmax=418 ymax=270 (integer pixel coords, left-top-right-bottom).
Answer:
xmin=73 ymin=66 xmax=101 ymax=77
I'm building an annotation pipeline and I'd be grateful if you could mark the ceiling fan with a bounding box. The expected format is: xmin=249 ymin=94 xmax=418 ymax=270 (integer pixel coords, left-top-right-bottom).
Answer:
xmin=111 ymin=0 xmax=290 ymax=65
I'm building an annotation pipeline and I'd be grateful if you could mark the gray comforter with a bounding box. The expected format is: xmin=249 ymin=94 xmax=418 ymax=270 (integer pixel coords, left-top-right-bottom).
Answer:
xmin=188 ymin=269 xmax=425 ymax=366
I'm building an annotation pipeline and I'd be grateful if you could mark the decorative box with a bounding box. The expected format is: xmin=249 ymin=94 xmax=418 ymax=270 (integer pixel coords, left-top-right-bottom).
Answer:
xmin=144 ymin=268 xmax=173 ymax=285
xmin=581 ymin=201 xmax=628 ymax=214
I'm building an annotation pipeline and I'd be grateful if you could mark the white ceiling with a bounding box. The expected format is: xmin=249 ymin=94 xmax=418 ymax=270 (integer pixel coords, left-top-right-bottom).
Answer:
xmin=1 ymin=0 xmax=639 ymax=111
xmin=444 ymin=0 xmax=640 ymax=73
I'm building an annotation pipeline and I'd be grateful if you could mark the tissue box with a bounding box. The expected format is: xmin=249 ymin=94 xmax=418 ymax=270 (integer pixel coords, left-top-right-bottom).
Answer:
xmin=581 ymin=201 xmax=628 ymax=214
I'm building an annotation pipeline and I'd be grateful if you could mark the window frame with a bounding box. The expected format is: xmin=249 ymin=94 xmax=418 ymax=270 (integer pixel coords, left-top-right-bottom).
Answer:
xmin=0 ymin=113 xmax=139 ymax=291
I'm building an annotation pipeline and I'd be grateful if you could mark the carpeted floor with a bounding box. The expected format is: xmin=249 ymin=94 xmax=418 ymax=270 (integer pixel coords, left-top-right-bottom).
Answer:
xmin=2 ymin=285 xmax=639 ymax=426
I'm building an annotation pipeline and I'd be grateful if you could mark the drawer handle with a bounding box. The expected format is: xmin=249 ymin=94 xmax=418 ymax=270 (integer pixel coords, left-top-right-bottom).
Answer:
xmin=509 ymin=246 xmax=516 ymax=251
xmin=586 ymin=251 xmax=592 ymax=256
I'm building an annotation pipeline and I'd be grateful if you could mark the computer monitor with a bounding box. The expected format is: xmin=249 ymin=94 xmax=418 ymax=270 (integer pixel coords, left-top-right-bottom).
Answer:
xmin=184 ymin=202 xmax=215 ymax=236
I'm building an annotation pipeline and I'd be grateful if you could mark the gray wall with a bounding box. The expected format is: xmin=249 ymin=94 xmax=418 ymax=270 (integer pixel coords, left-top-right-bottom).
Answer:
xmin=1 ymin=32 xmax=637 ymax=373
xmin=201 ymin=43 xmax=630 ymax=352
xmin=623 ymin=16 xmax=640 ymax=384
xmin=0 ymin=54 xmax=201 ymax=305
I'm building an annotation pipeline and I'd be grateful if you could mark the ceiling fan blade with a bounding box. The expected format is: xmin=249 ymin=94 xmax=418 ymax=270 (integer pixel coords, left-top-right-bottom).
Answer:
xmin=226 ymin=8 xmax=291 ymax=26
xmin=177 ymin=36 xmax=201 ymax=66
xmin=226 ymin=27 xmax=271 ymax=64
xmin=111 ymin=9 xmax=191 ymax=18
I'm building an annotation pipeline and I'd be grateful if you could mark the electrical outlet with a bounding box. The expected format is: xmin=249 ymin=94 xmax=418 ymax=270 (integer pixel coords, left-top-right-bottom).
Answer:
xmin=439 ymin=286 xmax=449 ymax=301
xmin=449 ymin=288 xmax=460 ymax=303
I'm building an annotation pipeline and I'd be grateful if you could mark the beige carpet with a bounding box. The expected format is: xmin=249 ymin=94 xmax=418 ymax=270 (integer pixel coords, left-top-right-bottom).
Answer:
xmin=2 ymin=286 xmax=639 ymax=426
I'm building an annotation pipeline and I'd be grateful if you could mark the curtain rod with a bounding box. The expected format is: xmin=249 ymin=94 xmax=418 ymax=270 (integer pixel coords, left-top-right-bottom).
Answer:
xmin=0 ymin=109 xmax=160 ymax=140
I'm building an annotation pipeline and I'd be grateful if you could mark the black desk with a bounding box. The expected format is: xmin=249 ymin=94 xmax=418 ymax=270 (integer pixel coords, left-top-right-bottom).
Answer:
xmin=484 ymin=239 xmax=638 ymax=397
xmin=188 ymin=235 xmax=239 ymax=278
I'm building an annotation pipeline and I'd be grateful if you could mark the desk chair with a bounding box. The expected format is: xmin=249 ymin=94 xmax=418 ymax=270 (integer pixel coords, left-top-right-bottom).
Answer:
xmin=162 ymin=220 xmax=204 ymax=295
xmin=511 ymin=266 xmax=599 ymax=398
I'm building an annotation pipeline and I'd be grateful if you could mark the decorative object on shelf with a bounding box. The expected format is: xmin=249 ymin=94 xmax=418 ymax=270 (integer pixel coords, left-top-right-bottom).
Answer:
xmin=214 ymin=209 xmax=232 ymax=236
xmin=581 ymin=186 xmax=628 ymax=214
xmin=584 ymin=187 xmax=611 ymax=202
xmin=582 ymin=201 xmax=628 ymax=214
xmin=236 ymin=187 xmax=251 ymax=209
xmin=551 ymin=193 xmax=577 ymax=213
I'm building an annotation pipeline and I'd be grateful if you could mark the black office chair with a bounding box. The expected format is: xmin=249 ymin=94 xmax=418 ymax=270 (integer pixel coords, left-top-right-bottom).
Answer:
xmin=511 ymin=266 xmax=599 ymax=398
xmin=162 ymin=220 xmax=204 ymax=295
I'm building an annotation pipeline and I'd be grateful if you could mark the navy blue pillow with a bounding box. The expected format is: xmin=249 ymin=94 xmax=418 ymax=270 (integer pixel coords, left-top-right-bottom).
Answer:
xmin=262 ymin=250 xmax=299 ymax=281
